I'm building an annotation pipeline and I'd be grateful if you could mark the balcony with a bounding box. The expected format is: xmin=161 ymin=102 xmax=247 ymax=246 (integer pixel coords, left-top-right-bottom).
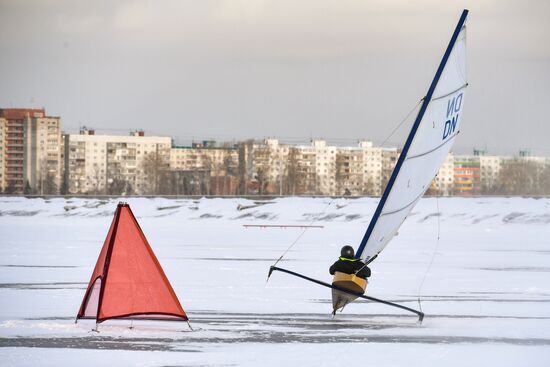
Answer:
xmin=6 ymin=143 xmax=24 ymax=148
xmin=6 ymin=122 xmax=23 ymax=128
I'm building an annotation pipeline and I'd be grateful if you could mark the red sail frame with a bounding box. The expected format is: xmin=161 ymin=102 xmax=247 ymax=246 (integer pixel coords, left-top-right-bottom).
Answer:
xmin=77 ymin=203 xmax=188 ymax=323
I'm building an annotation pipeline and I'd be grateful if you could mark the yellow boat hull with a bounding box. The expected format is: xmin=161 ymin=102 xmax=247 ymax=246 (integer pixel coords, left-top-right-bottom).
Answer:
xmin=331 ymin=272 xmax=368 ymax=313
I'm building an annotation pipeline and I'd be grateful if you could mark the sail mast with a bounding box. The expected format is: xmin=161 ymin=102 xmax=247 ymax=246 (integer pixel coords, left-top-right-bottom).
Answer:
xmin=356 ymin=9 xmax=469 ymax=261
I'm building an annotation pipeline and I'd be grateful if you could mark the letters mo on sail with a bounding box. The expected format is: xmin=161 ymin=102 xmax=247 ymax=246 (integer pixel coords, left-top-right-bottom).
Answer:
xmin=443 ymin=92 xmax=463 ymax=140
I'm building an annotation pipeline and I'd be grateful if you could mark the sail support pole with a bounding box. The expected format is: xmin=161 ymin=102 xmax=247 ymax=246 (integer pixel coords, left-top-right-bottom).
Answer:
xmin=95 ymin=204 xmax=123 ymax=324
xmin=269 ymin=266 xmax=424 ymax=322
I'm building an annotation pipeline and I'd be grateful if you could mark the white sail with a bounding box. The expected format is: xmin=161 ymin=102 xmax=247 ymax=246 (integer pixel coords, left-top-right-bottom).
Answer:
xmin=356 ymin=11 xmax=468 ymax=262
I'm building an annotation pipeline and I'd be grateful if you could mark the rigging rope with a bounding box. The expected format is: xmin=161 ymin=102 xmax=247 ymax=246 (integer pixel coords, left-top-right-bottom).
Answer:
xmin=416 ymin=195 xmax=442 ymax=313
xmin=379 ymin=99 xmax=423 ymax=148
xmin=270 ymin=97 xmax=424 ymax=277
xmin=271 ymin=199 xmax=335 ymax=269
xmin=351 ymin=98 xmax=423 ymax=274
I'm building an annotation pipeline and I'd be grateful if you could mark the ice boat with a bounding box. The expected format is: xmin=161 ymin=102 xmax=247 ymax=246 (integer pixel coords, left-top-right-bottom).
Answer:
xmin=270 ymin=9 xmax=469 ymax=322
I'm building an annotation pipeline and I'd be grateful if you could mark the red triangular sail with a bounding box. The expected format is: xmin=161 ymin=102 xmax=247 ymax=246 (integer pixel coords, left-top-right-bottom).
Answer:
xmin=77 ymin=203 xmax=188 ymax=323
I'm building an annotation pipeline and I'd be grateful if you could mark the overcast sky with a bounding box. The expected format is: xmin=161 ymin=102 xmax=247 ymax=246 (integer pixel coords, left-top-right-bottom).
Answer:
xmin=0 ymin=0 xmax=548 ymax=154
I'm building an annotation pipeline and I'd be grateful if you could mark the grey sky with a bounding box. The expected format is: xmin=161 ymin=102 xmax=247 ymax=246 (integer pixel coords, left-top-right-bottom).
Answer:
xmin=1 ymin=0 xmax=548 ymax=154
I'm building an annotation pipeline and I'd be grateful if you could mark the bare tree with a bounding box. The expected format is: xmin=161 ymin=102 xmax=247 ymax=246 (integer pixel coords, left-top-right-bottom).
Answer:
xmin=496 ymin=159 xmax=543 ymax=195
xmin=89 ymin=163 xmax=104 ymax=194
xmin=255 ymin=167 xmax=269 ymax=195
xmin=285 ymin=147 xmax=301 ymax=195
xmin=362 ymin=177 xmax=376 ymax=196
xmin=481 ymin=181 xmax=499 ymax=195
xmin=4 ymin=181 xmax=17 ymax=194
xmin=335 ymin=152 xmax=347 ymax=196
xmin=200 ymin=153 xmax=212 ymax=195
xmin=141 ymin=151 xmax=171 ymax=195
xmin=107 ymin=176 xmax=127 ymax=195
xmin=541 ymin=164 xmax=550 ymax=195
xmin=286 ymin=147 xmax=296 ymax=195
xmin=24 ymin=180 xmax=34 ymax=195
xmin=43 ymin=173 xmax=58 ymax=195
xmin=306 ymin=169 xmax=318 ymax=195
xmin=106 ymin=162 xmax=124 ymax=195
xmin=237 ymin=140 xmax=253 ymax=195
xmin=251 ymin=143 xmax=273 ymax=194
xmin=222 ymin=154 xmax=237 ymax=195
xmin=59 ymin=178 xmax=69 ymax=195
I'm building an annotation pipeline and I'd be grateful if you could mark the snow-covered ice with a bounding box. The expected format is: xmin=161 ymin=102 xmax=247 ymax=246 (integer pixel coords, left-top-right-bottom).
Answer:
xmin=1 ymin=196 xmax=549 ymax=366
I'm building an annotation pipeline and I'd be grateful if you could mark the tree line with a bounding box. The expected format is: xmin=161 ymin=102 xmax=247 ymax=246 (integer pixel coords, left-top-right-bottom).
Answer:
xmin=480 ymin=159 xmax=550 ymax=196
xmin=3 ymin=154 xmax=550 ymax=197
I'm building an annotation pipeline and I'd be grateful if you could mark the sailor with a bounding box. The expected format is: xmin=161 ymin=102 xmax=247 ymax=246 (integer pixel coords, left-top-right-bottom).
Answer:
xmin=329 ymin=245 xmax=371 ymax=279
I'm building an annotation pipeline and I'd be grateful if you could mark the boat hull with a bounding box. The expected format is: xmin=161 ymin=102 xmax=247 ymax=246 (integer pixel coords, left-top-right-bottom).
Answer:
xmin=331 ymin=272 xmax=368 ymax=313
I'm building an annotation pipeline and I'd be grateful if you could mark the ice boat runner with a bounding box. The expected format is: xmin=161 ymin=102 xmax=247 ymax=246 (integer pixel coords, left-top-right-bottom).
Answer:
xmin=269 ymin=9 xmax=469 ymax=321
xmin=76 ymin=203 xmax=189 ymax=330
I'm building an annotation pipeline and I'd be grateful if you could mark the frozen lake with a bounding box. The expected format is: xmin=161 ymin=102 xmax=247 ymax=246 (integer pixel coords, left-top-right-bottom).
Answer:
xmin=1 ymin=196 xmax=549 ymax=366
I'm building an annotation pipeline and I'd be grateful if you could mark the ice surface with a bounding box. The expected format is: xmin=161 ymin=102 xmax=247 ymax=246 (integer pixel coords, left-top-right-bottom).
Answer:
xmin=1 ymin=197 xmax=549 ymax=366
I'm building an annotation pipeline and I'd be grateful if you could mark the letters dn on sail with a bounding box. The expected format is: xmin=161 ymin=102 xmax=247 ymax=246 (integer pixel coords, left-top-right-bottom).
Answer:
xmin=443 ymin=93 xmax=463 ymax=140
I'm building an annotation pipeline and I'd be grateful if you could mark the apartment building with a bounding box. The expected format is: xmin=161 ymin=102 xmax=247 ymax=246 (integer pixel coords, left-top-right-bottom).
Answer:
xmin=250 ymin=139 xmax=338 ymax=196
xmin=312 ymin=140 xmax=337 ymax=196
xmin=286 ymin=143 xmax=317 ymax=195
xmin=239 ymin=139 xmax=386 ymax=196
xmin=0 ymin=108 xmax=33 ymax=193
xmin=170 ymin=141 xmax=238 ymax=195
xmin=454 ymin=155 xmax=480 ymax=195
xmin=254 ymin=139 xmax=292 ymax=194
xmin=232 ymin=139 xmax=294 ymax=195
xmin=24 ymin=114 xmax=62 ymax=193
xmin=433 ymin=153 xmax=455 ymax=196
xmin=381 ymin=147 xmax=399 ymax=189
xmin=235 ymin=139 xmax=394 ymax=196
xmin=64 ymin=129 xmax=171 ymax=194
xmin=518 ymin=150 xmax=550 ymax=166
xmin=0 ymin=117 xmax=6 ymax=191
xmin=171 ymin=141 xmax=237 ymax=173
xmin=0 ymin=108 xmax=62 ymax=194
xmin=360 ymin=141 xmax=383 ymax=196
xmin=247 ymin=139 xmax=280 ymax=194
xmin=335 ymin=146 xmax=364 ymax=196
xmin=473 ymin=150 xmax=505 ymax=193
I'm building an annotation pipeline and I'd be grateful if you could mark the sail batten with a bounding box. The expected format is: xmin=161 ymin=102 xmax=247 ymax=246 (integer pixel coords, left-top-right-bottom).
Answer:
xmin=406 ymin=132 xmax=459 ymax=160
xmin=380 ymin=191 xmax=425 ymax=217
xmin=432 ymin=84 xmax=468 ymax=101
xmin=356 ymin=10 xmax=469 ymax=262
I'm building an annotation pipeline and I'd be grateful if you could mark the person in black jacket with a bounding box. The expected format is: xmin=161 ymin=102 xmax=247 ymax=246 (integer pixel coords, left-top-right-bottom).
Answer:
xmin=329 ymin=245 xmax=371 ymax=279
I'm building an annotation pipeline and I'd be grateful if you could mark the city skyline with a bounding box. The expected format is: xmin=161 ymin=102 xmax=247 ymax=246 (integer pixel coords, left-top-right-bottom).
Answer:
xmin=1 ymin=1 xmax=549 ymax=155
xmin=2 ymin=107 xmax=548 ymax=197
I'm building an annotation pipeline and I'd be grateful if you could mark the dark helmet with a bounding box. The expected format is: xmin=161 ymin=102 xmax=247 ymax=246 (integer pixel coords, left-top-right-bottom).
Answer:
xmin=340 ymin=245 xmax=355 ymax=258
